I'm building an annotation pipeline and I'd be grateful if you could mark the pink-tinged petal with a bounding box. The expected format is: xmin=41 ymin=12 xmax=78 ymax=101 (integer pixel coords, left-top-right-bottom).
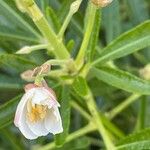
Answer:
xmin=14 ymin=89 xmax=38 ymax=139
xmin=26 ymin=120 xmax=49 ymax=136
xmin=24 ymin=84 xmax=38 ymax=92
xmin=44 ymin=87 xmax=57 ymax=99
xmin=14 ymin=89 xmax=35 ymax=127
xmin=43 ymin=88 xmax=60 ymax=107
xmin=44 ymin=107 xmax=63 ymax=135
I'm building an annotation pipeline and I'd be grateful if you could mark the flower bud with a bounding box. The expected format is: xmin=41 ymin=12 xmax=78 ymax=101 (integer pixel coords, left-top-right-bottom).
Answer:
xmin=70 ymin=0 xmax=82 ymax=14
xmin=21 ymin=70 xmax=35 ymax=82
xmin=16 ymin=46 xmax=31 ymax=54
xmin=91 ymin=0 xmax=113 ymax=7
xmin=139 ymin=64 xmax=150 ymax=80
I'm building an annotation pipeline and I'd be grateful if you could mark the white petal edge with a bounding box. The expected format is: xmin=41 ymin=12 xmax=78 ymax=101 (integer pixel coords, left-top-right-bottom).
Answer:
xmin=44 ymin=107 xmax=63 ymax=135
xmin=18 ymin=107 xmax=38 ymax=139
xmin=26 ymin=119 xmax=49 ymax=136
xmin=14 ymin=89 xmax=38 ymax=139
xmin=14 ymin=88 xmax=35 ymax=127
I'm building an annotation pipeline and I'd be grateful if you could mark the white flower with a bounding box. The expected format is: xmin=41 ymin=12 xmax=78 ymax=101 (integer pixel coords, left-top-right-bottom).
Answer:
xmin=14 ymin=84 xmax=63 ymax=140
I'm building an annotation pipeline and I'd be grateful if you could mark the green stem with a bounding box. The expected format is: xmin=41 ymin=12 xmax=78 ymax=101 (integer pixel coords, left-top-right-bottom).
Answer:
xmin=44 ymin=59 xmax=71 ymax=66
xmin=75 ymin=2 xmax=97 ymax=69
xmin=135 ymin=96 xmax=146 ymax=131
xmin=86 ymin=90 xmax=115 ymax=150
xmin=107 ymin=94 xmax=141 ymax=120
xmin=37 ymin=123 xmax=96 ymax=150
xmin=21 ymin=0 xmax=70 ymax=59
xmin=58 ymin=0 xmax=82 ymax=38
xmin=46 ymin=70 xmax=67 ymax=78
xmin=70 ymin=100 xmax=91 ymax=120
xmin=71 ymin=100 xmax=125 ymax=139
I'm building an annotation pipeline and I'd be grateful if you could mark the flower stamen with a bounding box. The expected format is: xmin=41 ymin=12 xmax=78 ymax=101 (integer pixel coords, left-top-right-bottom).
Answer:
xmin=27 ymin=100 xmax=48 ymax=123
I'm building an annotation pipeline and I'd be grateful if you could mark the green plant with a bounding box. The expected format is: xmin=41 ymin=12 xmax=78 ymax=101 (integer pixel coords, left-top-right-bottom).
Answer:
xmin=0 ymin=0 xmax=150 ymax=149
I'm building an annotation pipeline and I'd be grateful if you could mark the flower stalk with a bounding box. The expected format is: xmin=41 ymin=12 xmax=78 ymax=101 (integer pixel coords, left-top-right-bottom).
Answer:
xmin=16 ymin=44 xmax=49 ymax=54
xmin=86 ymin=89 xmax=115 ymax=150
xmin=75 ymin=2 xmax=97 ymax=70
xmin=38 ymin=123 xmax=96 ymax=150
xmin=17 ymin=0 xmax=70 ymax=59
xmin=58 ymin=0 xmax=82 ymax=39
xmin=107 ymin=94 xmax=141 ymax=119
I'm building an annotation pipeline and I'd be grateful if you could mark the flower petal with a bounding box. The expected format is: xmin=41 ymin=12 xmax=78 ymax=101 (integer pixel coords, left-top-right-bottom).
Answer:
xmin=44 ymin=107 xmax=63 ymax=135
xmin=16 ymin=103 xmax=38 ymax=139
xmin=32 ymin=87 xmax=59 ymax=107
xmin=31 ymin=88 xmax=50 ymax=104
xmin=26 ymin=120 xmax=49 ymax=136
xmin=14 ymin=89 xmax=35 ymax=127
xmin=14 ymin=89 xmax=38 ymax=139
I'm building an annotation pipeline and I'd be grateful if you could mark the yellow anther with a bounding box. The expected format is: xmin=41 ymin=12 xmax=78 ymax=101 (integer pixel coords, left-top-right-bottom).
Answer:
xmin=27 ymin=103 xmax=48 ymax=123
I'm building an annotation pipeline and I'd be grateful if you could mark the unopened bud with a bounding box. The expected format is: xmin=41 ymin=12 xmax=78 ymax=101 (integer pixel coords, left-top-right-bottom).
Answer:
xmin=91 ymin=0 xmax=113 ymax=7
xmin=16 ymin=46 xmax=31 ymax=54
xmin=139 ymin=64 xmax=150 ymax=80
xmin=70 ymin=0 xmax=82 ymax=14
xmin=21 ymin=70 xmax=35 ymax=81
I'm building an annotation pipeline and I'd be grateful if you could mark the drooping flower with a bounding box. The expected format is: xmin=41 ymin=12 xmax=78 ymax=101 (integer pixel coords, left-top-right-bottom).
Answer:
xmin=14 ymin=83 xmax=63 ymax=140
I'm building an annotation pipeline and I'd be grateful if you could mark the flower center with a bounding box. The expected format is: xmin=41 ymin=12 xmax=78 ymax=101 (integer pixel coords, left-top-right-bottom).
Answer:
xmin=27 ymin=100 xmax=48 ymax=123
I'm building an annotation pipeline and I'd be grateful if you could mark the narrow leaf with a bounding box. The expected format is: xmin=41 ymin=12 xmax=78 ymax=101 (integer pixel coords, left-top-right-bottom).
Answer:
xmin=0 ymin=74 xmax=23 ymax=90
xmin=87 ymin=10 xmax=101 ymax=62
xmin=91 ymin=67 xmax=150 ymax=95
xmin=0 ymin=54 xmax=36 ymax=72
xmin=72 ymin=76 xmax=89 ymax=97
xmin=92 ymin=21 xmax=150 ymax=66
xmin=116 ymin=128 xmax=150 ymax=150
xmin=0 ymin=95 xmax=22 ymax=129
xmin=55 ymin=86 xmax=71 ymax=146
xmin=0 ymin=0 xmax=41 ymax=40
xmin=46 ymin=6 xmax=61 ymax=33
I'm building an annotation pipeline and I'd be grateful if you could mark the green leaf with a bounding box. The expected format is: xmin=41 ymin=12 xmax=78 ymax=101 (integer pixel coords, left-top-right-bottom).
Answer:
xmin=86 ymin=10 xmax=101 ymax=62
xmin=116 ymin=128 xmax=150 ymax=150
xmin=66 ymin=40 xmax=75 ymax=53
xmin=92 ymin=20 xmax=150 ymax=66
xmin=0 ymin=74 xmax=23 ymax=90
xmin=0 ymin=128 xmax=23 ymax=150
xmin=91 ymin=67 xmax=150 ymax=95
xmin=55 ymin=85 xmax=71 ymax=146
xmin=0 ymin=54 xmax=36 ymax=72
xmin=102 ymin=0 xmax=121 ymax=43
xmin=0 ymin=95 xmax=22 ymax=129
xmin=72 ymin=76 xmax=89 ymax=97
xmin=0 ymin=0 xmax=41 ymax=42
xmin=46 ymin=6 xmax=61 ymax=33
